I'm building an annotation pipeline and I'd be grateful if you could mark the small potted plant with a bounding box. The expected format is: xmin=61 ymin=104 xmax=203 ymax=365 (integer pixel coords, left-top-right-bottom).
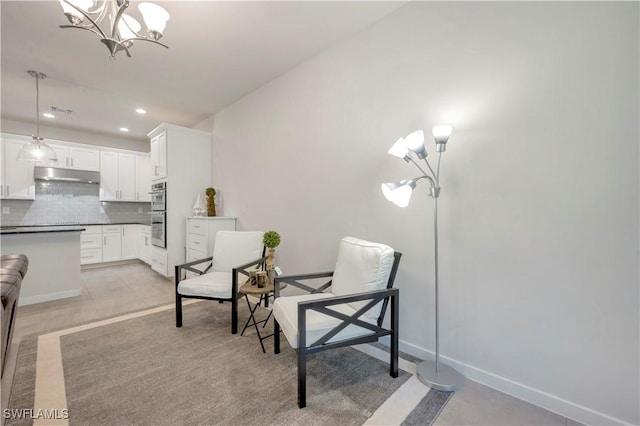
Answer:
xmin=263 ymin=230 xmax=281 ymax=271
xmin=205 ymin=187 xmax=216 ymax=217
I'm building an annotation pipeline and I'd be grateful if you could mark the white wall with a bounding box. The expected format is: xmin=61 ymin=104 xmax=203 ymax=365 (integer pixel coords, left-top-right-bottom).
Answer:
xmin=0 ymin=118 xmax=149 ymax=152
xmin=211 ymin=2 xmax=639 ymax=425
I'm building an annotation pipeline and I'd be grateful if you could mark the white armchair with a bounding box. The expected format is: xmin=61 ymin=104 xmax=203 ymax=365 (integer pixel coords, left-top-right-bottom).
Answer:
xmin=272 ymin=236 xmax=402 ymax=408
xmin=175 ymin=230 xmax=265 ymax=334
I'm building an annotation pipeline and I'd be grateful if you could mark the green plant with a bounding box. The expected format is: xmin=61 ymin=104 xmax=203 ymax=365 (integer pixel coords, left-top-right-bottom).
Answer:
xmin=263 ymin=231 xmax=281 ymax=249
xmin=205 ymin=187 xmax=216 ymax=216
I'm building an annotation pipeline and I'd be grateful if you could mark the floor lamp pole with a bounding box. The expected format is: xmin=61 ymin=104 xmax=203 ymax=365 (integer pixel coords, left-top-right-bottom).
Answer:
xmin=415 ymin=192 xmax=464 ymax=392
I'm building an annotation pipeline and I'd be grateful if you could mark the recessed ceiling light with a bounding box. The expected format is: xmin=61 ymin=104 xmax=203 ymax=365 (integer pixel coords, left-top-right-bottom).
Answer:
xmin=120 ymin=127 xmax=129 ymax=132
xmin=135 ymin=108 xmax=146 ymax=114
xmin=43 ymin=113 xmax=55 ymax=118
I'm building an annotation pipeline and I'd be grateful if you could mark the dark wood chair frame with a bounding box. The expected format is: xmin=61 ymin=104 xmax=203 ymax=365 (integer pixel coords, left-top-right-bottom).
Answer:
xmin=273 ymin=251 xmax=402 ymax=408
xmin=175 ymin=247 xmax=266 ymax=334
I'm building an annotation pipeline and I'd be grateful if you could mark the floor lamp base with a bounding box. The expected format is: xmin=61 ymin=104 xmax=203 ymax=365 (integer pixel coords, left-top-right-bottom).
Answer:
xmin=416 ymin=359 xmax=464 ymax=392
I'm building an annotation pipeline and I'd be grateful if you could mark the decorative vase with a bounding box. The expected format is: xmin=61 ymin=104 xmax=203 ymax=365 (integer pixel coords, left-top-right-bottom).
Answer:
xmin=207 ymin=195 xmax=216 ymax=217
xmin=193 ymin=193 xmax=205 ymax=216
xmin=266 ymin=248 xmax=276 ymax=270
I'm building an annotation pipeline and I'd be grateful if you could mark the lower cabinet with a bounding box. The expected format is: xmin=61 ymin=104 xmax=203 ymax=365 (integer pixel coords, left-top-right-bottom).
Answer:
xmin=102 ymin=225 xmax=122 ymax=262
xmin=121 ymin=224 xmax=138 ymax=260
xmin=139 ymin=225 xmax=151 ymax=265
xmin=80 ymin=225 xmax=103 ymax=265
xmin=151 ymin=246 xmax=168 ymax=276
xmin=81 ymin=224 xmax=148 ymax=265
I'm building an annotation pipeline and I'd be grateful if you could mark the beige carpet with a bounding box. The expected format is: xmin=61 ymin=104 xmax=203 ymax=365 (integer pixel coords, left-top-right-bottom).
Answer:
xmin=8 ymin=301 xmax=410 ymax=425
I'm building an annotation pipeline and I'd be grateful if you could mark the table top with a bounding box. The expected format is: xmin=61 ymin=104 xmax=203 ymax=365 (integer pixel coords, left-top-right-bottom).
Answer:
xmin=239 ymin=280 xmax=274 ymax=295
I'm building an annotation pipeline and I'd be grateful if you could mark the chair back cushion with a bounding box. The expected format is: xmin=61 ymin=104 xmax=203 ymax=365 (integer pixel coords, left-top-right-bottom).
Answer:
xmin=331 ymin=236 xmax=395 ymax=321
xmin=211 ymin=231 xmax=265 ymax=272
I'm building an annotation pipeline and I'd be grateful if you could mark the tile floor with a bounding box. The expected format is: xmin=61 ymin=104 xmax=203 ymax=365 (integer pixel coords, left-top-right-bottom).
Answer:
xmin=2 ymin=262 xmax=582 ymax=426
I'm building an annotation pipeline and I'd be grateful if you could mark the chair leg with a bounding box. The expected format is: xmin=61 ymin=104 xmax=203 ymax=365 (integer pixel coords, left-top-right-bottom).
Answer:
xmin=231 ymin=295 xmax=238 ymax=334
xmin=274 ymin=319 xmax=281 ymax=354
xmin=176 ymin=294 xmax=183 ymax=328
xmin=298 ymin=348 xmax=307 ymax=408
xmin=390 ymin=293 xmax=399 ymax=378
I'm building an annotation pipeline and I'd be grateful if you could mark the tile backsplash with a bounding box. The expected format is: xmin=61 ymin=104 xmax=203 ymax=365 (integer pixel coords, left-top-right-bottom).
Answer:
xmin=0 ymin=181 xmax=150 ymax=226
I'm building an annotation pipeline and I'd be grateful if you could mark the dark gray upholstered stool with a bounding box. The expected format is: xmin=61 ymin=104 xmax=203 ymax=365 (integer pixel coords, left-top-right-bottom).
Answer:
xmin=1 ymin=253 xmax=28 ymax=377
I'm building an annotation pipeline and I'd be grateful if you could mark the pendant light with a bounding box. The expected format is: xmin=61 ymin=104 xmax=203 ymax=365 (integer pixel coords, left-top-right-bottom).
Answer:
xmin=17 ymin=71 xmax=58 ymax=165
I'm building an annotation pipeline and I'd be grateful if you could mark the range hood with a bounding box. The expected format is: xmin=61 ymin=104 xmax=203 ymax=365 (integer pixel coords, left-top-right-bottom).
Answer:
xmin=34 ymin=167 xmax=100 ymax=184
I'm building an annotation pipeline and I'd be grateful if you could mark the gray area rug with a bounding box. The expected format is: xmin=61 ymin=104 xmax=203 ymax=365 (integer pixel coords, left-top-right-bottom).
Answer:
xmin=401 ymin=388 xmax=454 ymax=426
xmin=7 ymin=302 xmax=413 ymax=425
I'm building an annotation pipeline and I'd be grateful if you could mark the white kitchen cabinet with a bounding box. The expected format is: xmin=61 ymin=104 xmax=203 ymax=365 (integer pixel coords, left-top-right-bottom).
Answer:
xmin=0 ymin=136 xmax=35 ymax=200
xmin=81 ymin=225 xmax=103 ymax=265
xmin=135 ymin=154 xmax=151 ymax=202
xmin=147 ymin=124 xmax=212 ymax=278
xmin=151 ymin=246 xmax=169 ymax=276
xmin=150 ymin=130 xmax=167 ymax=181
xmin=100 ymin=150 xmax=136 ymax=201
xmin=48 ymin=143 xmax=99 ymax=171
xmin=121 ymin=224 xmax=139 ymax=260
xmin=102 ymin=225 xmax=122 ymax=262
xmin=139 ymin=225 xmax=151 ymax=265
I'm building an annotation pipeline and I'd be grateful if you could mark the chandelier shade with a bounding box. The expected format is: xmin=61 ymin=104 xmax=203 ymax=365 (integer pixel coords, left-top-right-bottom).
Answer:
xmin=17 ymin=71 xmax=58 ymax=165
xmin=58 ymin=0 xmax=170 ymax=58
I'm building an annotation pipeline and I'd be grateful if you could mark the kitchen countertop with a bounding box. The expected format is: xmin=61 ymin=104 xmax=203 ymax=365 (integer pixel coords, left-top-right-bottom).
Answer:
xmin=0 ymin=222 xmax=151 ymax=235
xmin=0 ymin=225 xmax=86 ymax=235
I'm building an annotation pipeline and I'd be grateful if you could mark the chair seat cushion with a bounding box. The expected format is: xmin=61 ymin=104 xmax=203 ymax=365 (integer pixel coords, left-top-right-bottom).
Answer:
xmin=177 ymin=271 xmax=233 ymax=299
xmin=273 ymin=293 xmax=376 ymax=349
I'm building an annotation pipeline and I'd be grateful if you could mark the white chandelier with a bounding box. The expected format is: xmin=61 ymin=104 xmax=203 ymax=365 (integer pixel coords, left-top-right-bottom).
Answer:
xmin=58 ymin=0 xmax=170 ymax=59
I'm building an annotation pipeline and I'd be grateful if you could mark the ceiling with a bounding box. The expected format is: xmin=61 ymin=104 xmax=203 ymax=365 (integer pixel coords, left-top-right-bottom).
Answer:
xmin=1 ymin=1 xmax=405 ymax=142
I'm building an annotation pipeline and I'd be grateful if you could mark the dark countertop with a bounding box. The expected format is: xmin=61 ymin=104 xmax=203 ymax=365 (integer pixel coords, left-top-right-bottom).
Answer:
xmin=0 ymin=222 xmax=150 ymax=235
xmin=0 ymin=225 xmax=86 ymax=235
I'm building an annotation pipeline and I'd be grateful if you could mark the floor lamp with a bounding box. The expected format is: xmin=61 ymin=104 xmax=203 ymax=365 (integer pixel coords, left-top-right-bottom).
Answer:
xmin=381 ymin=125 xmax=464 ymax=392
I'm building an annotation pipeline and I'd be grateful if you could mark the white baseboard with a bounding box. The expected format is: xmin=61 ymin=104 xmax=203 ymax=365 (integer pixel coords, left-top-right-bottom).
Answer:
xmin=19 ymin=289 xmax=82 ymax=306
xmin=380 ymin=337 xmax=631 ymax=426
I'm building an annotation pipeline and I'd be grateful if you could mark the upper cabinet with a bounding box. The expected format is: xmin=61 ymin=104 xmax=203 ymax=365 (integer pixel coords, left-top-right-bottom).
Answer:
xmin=135 ymin=155 xmax=151 ymax=202
xmin=48 ymin=142 xmax=99 ymax=171
xmin=150 ymin=130 xmax=167 ymax=181
xmin=100 ymin=150 xmax=150 ymax=202
xmin=0 ymin=136 xmax=35 ymax=200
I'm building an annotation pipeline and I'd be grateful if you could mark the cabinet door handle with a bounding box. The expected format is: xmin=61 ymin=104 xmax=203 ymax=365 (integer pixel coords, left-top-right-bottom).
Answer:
xmin=1 ymin=185 xmax=3 ymax=196
xmin=66 ymin=157 xmax=69 ymax=168
xmin=6 ymin=185 xmax=9 ymax=196
xmin=71 ymin=157 xmax=74 ymax=168
xmin=154 ymin=165 xmax=158 ymax=176
xmin=122 ymin=227 xmax=125 ymax=237
xmin=104 ymin=236 xmax=107 ymax=245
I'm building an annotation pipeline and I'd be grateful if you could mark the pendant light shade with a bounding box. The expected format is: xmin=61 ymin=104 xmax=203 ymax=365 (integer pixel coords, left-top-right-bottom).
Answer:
xmin=17 ymin=139 xmax=57 ymax=164
xmin=18 ymin=70 xmax=58 ymax=165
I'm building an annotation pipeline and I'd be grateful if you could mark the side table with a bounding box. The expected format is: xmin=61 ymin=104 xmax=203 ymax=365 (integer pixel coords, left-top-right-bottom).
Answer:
xmin=239 ymin=280 xmax=281 ymax=353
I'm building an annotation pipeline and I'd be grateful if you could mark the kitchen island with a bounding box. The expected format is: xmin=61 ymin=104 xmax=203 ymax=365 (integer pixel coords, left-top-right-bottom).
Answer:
xmin=1 ymin=226 xmax=84 ymax=305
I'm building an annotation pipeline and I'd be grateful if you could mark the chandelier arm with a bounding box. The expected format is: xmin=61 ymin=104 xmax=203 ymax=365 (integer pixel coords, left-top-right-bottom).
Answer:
xmin=110 ymin=1 xmax=130 ymax=41
xmin=60 ymin=0 xmax=108 ymax=39
xmin=59 ymin=24 xmax=105 ymax=39
xmin=120 ymin=37 xmax=169 ymax=49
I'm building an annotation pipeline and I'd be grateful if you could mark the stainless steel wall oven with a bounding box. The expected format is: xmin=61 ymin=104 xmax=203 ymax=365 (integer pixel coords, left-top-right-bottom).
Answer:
xmin=150 ymin=182 xmax=166 ymax=248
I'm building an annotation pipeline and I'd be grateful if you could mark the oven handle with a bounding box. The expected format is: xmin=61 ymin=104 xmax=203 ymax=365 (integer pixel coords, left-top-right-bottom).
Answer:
xmin=148 ymin=211 xmax=166 ymax=215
